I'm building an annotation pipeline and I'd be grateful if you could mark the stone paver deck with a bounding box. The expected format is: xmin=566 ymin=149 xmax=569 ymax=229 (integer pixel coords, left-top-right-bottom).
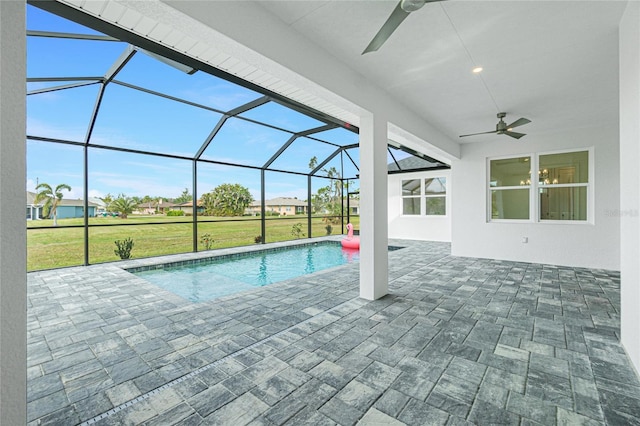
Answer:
xmin=27 ymin=238 xmax=640 ymax=425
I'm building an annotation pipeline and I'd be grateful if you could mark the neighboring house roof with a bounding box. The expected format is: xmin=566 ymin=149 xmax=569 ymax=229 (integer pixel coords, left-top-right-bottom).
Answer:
xmin=137 ymin=200 xmax=177 ymax=209
xmin=27 ymin=191 xmax=98 ymax=207
xmin=388 ymin=156 xmax=442 ymax=171
xmin=88 ymin=197 xmax=107 ymax=207
xmin=177 ymin=200 xmax=203 ymax=207
xmin=249 ymin=197 xmax=308 ymax=207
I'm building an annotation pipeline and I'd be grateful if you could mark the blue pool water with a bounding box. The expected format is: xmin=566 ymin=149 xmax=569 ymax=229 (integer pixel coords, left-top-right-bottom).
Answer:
xmin=133 ymin=242 xmax=360 ymax=303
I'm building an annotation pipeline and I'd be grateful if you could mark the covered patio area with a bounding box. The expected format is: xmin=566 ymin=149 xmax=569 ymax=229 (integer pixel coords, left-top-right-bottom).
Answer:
xmin=27 ymin=239 xmax=636 ymax=425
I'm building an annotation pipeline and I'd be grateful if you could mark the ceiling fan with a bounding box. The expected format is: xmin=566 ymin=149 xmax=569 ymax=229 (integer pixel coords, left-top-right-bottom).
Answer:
xmin=362 ymin=0 xmax=444 ymax=54
xmin=459 ymin=112 xmax=532 ymax=140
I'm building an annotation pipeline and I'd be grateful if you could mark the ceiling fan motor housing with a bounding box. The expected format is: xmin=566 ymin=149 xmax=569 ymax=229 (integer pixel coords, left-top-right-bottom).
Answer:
xmin=496 ymin=112 xmax=507 ymax=132
xmin=401 ymin=0 xmax=427 ymax=12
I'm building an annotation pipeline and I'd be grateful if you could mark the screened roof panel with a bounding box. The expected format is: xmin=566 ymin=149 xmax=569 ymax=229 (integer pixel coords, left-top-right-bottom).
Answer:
xmin=27 ymin=84 xmax=102 ymax=142
xmin=88 ymin=149 xmax=192 ymax=199
xmin=311 ymin=127 xmax=358 ymax=146
xmin=90 ymin=83 xmax=223 ymax=156
xmin=268 ymin=136 xmax=338 ymax=173
xmin=387 ymin=149 xmax=399 ymax=171
xmin=27 ymin=37 xmax=127 ymax=78
xmin=264 ymin=170 xmax=308 ymax=202
xmin=27 ymin=4 xmax=105 ymax=35
xmin=388 ymin=145 xmax=443 ymax=171
xmin=27 ymin=140 xmax=84 ymax=197
xmin=313 ymin=151 xmax=343 ymax=178
xmin=342 ymin=148 xmax=360 ymax=179
xmin=238 ymin=101 xmax=326 ymax=133
xmin=197 ymin=162 xmax=261 ymax=199
xmin=113 ymin=51 xmax=264 ymax=112
xmin=200 ymin=117 xmax=292 ymax=168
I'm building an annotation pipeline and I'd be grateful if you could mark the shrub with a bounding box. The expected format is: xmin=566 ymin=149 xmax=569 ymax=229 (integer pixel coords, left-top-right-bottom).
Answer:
xmin=114 ymin=237 xmax=134 ymax=259
xmin=291 ymin=223 xmax=305 ymax=239
xmin=166 ymin=210 xmax=185 ymax=216
xmin=200 ymin=233 xmax=214 ymax=250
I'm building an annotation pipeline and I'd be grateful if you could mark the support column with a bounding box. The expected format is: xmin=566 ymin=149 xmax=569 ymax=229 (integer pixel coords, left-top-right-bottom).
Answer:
xmin=0 ymin=1 xmax=27 ymax=424
xmin=620 ymin=0 xmax=640 ymax=376
xmin=359 ymin=112 xmax=388 ymax=300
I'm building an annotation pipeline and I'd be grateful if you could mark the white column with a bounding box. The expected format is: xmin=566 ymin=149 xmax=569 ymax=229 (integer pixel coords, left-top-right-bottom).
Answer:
xmin=620 ymin=1 xmax=640 ymax=376
xmin=0 ymin=0 xmax=27 ymax=424
xmin=359 ymin=112 xmax=388 ymax=300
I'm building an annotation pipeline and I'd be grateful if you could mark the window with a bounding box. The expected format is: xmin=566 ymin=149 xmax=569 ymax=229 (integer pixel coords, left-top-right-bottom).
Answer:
xmin=489 ymin=156 xmax=531 ymax=220
xmin=402 ymin=177 xmax=447 ymax=216
xmin=402 ymin=179 xmax=421 ymax=215
xmin=425 ymin=177 xmax=446 ymax=215
xmin=488 ymin=150 xmax=591 ymax=222
xmin=539 ymin=151 xmax=588 ymax=221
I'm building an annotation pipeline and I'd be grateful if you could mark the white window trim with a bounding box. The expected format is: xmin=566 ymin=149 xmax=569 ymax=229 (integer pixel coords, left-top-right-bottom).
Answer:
xmin=487 ymin=148 xmax=594 ymax=224
xmin=401 ymin=176 xmax=448 ymax=217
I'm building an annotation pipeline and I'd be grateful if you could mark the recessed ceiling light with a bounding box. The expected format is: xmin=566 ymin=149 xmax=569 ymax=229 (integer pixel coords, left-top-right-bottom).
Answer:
xmin=472 ymin=66 xmax=483 ymax=74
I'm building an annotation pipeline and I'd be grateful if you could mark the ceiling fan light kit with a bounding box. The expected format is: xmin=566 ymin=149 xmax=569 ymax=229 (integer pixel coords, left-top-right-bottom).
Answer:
xmin=459 ymin=112 xmax=531 ymax=140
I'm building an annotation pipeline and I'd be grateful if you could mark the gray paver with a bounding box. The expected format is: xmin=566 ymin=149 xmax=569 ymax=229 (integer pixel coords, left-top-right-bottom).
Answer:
xmin=26 ymin=239 xmax=636 ymax=425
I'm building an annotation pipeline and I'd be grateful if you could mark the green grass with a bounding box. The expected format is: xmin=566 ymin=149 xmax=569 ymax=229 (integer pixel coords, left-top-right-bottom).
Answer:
xmin=27 ymin=215 xmax=360 ymax=271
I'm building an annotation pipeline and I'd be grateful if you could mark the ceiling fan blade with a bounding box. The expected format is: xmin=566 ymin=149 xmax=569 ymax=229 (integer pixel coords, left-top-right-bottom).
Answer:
xmin=506 ymin=117 xmax=531 ymax=129
xmin=504 ymin=130 xmax=526 ymax=139
xmin=362 ymin=2 xmax=410 ymax=54
xmin=459 ymin=130 xmax=498 ymax=138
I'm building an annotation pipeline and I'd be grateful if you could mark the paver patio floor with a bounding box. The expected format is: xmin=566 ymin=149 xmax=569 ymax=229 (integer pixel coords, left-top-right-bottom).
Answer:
xmin=27 ymin=239 xmax=640 ymax=425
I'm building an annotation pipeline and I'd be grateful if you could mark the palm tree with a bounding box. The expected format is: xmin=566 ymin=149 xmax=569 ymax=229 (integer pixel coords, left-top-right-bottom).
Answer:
xmin=110 ymin=196 xmax=137 ymax=219
xmin=34 ymin=183 xmax=71 ymax=226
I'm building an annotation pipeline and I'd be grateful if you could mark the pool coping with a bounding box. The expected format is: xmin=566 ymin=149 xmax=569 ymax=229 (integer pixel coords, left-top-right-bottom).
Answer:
xmin=124 ymin=239 xmax=347 ymax=273
xmin=117 ymin=235 xmax=405 ymax=273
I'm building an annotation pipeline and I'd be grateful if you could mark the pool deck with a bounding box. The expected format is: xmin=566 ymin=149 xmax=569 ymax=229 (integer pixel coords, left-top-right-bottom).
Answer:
xmin=27 ymin=238 xmax=640 ymax=425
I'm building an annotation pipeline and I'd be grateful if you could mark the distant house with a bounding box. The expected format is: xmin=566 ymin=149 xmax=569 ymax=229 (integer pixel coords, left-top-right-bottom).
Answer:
xmin=87 ymin=197 xmax=107 ymax=215
xmin=173 ymin=200 xmax=204 ymax=215
xmin=346 ymin=198 xmax=360 ymax=216
xmin=27 ymin=191 xmax=98 ymax=220
xmin=245 ymin=197 xmax=308 ymax=216
xmin=136 ymin=199 xmax=177 ymax=215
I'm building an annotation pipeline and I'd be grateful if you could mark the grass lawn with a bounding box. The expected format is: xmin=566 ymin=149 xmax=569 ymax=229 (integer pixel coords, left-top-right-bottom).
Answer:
xmin=27 ymin=215 xmax=360 ymax=271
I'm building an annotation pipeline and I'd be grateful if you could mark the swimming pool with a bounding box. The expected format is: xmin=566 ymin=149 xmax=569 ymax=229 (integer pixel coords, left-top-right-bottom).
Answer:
xmin=132 ymin=242 xmax=361 ymax=302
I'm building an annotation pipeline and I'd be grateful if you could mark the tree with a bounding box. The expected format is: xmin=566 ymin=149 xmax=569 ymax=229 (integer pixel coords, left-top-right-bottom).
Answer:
xmin=34 ymin=182 xmax=71 ymax=226
xmin=202 ymin=183 xmax=253 ymax=216
xmin=309 ymin=157 xmax=343 ymax=224
xmin=100 ymin=193 xmax=114 ymax=210
xmin=174 ymin=188 xmax=192 ymax=204
xmin=110 ymin=195 xmax=138 ymax=219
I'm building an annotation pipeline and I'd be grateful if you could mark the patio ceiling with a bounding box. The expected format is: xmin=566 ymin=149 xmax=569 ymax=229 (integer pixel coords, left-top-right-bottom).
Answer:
xmin=254 ymin=0 xmax=625 ymax=143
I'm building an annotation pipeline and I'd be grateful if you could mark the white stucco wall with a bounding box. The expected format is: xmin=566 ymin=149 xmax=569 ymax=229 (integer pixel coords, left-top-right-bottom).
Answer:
xmin=388 ymin=170 xmax=452 ymax=242
xmin=619 ymin=0 xmax=640 ymax=376
xmin=0 ymin=0 xmax=27 ymax=423
xmin=451 ymin=124 xmax=620 ymax=270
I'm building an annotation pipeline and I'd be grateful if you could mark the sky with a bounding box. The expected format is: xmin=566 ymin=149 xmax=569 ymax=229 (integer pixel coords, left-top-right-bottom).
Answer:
xmin=26 ymin=4 xmax=363 ymax=203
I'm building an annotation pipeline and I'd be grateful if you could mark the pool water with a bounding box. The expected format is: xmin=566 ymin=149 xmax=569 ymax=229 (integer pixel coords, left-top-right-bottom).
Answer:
xmin=133 ymin=242 xmax=360 ymax=302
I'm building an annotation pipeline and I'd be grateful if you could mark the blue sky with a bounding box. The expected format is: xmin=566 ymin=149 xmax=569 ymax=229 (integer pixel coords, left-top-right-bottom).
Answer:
xmin=26 ymin=5 xmax=360 ymax=202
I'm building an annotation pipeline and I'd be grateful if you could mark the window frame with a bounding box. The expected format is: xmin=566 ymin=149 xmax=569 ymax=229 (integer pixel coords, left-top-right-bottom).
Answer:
xmin=488 ymin=155 xmax=532 ymax=222
xmin=401 ymin=175 xmax=448 ymax=217
xmin=401 ymin=178 xmax=422 ymax=216
xmin=487 ymin=148 xmax=594 ymax=224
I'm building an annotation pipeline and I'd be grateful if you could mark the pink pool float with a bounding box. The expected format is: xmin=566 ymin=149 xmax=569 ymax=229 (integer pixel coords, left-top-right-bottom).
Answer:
xmin=341 ymin=223 xmax=360 ymax=250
